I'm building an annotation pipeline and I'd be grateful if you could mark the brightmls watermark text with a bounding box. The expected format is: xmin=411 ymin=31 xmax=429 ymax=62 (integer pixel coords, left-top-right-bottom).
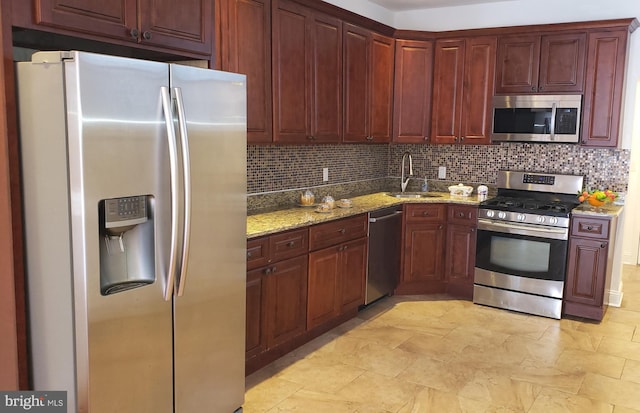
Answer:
xmin=0 ymin=392 xmax=66 ymax=412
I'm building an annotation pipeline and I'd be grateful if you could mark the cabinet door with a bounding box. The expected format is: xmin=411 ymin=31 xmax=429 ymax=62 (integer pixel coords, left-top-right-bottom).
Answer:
xmin=339 ymin=238 xmax=367 ymax=312
xmin=307 ymin=246 xmax=341 ymax=329
xmin=393 ymin=39 xmax=433 ymax=143
xmin=495 ymin=35 xmax=540 ymax=94
xmin=246 ymin=268 xmax=266 ymax=359
xmin=368 ymin=33 xmax=394 ymax=143
xmin=310 ymin=13 xmax=342 ymax=143
xmin=565 ymin=237 xmax=607 ymax=308
xmin=400 ymin=223 xmax=446 ymax=292
xmin=138 ymin=0 xmax=213 ymax=54
xmin=460 ymin=36 xmax=496 ymax=145
xmin=343 ymin=23 xmax=370 ymax=142
xmin=538 ymin=33 xmax=586 ymax=93
xmin=34 ymin=0 xmax=137 ymax=41
xmin=272 ymin=0 xmax=310 ymax=143
xmin=264 ymin=255 xmax=308 ymax=348
xmin=445 ymin=223 xmax=476 ymax=299
xmin=223 ymin=0 xmax=272 ymax=143
xmin=581 ymin=30 xmax=628 ymax=147
xmin=431 ymin=39 xmax=465 ymax=144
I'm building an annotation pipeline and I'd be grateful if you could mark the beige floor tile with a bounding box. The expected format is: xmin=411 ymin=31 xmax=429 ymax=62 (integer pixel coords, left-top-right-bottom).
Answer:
xmin=243 ymin=377 xmax=304 ymax=413
xmin=274 ymin=357 xmax=365 ymax=393
xmin=554 ymin=348 xmax=625 ymax=379
xmin=528 ymin=388 xmax=613 ymax=413
xmin=263 ymin=389 xmax=384 ymax=413
xmin=342 ymin=323 xmax=417 ymax=349
xmin=579 ymin=372 xmax=640 ymax=409
xmin=509 ymin=358 xmax=586 ymax=394
xmin=598 ymin=337 xmax=640 ymax=362
xmin=573 ymin=319 xmax=635 ymax=341
xmin=458 ymin=368 xmax=542 ymax=411
xmin=398 ymin=332 xmax=468 ymax=362
xmin=502 ymin=335 xmax=563 ymax=366
xmin=397 ymin=386 xmax=493 ymax=413
xmin=539 ymin=325 xmax=603 ymax=352
xmin=335 ymin=371 xmax=424 ymax=412
xmin=396 ymin=354 xmax=477 ymax=393
xmin=621 ymin=359 xmax=640 ymax=384
xmin=602 ymin=307 xmax=640 ymax=326
xmin=614 ymin=406 xmax=640 ymax=413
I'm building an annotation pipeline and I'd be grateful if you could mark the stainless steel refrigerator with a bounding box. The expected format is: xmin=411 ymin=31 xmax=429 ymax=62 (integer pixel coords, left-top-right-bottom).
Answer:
xmin=16 ymin=51 xmax=247 ymax=413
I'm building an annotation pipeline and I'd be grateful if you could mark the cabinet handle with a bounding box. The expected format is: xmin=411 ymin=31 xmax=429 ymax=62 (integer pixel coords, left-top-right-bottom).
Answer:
xmin=460 ymin=136 xmax=465 ymax=141
xmin=264 ymin=268 xmax=272 ymax=275
xmin=272 ymin=266 xmax=277 ymax=273
xmin=470 ymin=228 xmax=475 ymax=232
xmin=422 ymin=211 xmax=430 ymax=216
xmin=247 ymin=251 xmax=252 ymax=258
xmin=453 ymin=136 xmax=459 ymax=142
xmin=307 ymin=135 xmax=316 ymax=141
xmin=439 ymin=224 xmax=443 ymax=229
xmin=424 ymin=136 xmax=429 ymax=141
xmin=366 ymin=136 xmax=374 ymax=141
xmin=457 ymin=212 xmax=465 ymax=217
xmin=286 ymin=241 xmax=295 ymax=248
xmin=130 ymin=28 xmax=139 ymax=38
xmin=142 ymin=31 xmax=152 ymax=40
xmin=337 ymin=245 xmax=344 ymax=252
xmin=586 ymin=226 xmax=594 ymax=231
xmin=601 ymin=243 xmax=607 ymax=249
xmin=531 ymin=86 xmax=536 ymax=91
xmin=339 ymin=228 xmax=346 ymax=234
xmin=539 ymin=86 xmax=544 ymax=91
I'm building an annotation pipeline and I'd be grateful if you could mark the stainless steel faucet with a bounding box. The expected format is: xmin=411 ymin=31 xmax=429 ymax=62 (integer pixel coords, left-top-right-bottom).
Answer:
xmin=400 ymin=151 xmax=413 ymax=192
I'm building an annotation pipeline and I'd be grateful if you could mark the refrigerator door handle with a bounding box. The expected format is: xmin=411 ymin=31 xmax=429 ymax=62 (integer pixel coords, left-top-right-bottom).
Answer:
xmin=173 ymin=87 xmax=192 ymax=297
xmin=160 ymin=86 xmax=179 ymax=301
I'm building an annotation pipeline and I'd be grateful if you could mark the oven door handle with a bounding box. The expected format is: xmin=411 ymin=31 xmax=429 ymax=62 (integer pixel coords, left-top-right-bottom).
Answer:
xmin=477 ymin=219 xmax=568 ymax=240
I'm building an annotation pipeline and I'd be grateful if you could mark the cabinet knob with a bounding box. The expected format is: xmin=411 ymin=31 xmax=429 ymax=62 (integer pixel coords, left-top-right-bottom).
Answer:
xmin=457 ymin=212 xmax=465 ymax=217
xmin=422 ymin=211 xmax=429 ymax=216
xmin=247 ymin=251 xmax=252 ymax=258
xmin=470 ymin=228 xmax=475 ymax=233
xmin=453 ymin=136 xmax=459 ymax=142
xmin=366 ymin=136 xmax=374 ymax=141
xmin=142 ymin=31 xmax=152 ymax=40
xmin=587 ymin=226 xmax=594 ymax=231
xmin=339 ymin=228 xmax=346 ymax=234
xmin=424 ymin=136 xmax=429 ymax=141
xmin=264 ymin=268 xmax=272 ymax=275
xmin=129 ymin=28 xmax=139 ymax=38
xmin=601 ymin=243 xmax=607 ymax=249
xmin=307 ymin=135 xmax=316 ymax=141
xmin=287 ymin=241 xmax=295 ymax=248
xmin=531 ymin=86 xmax=536 ymax=91
xmin=439 ymin=224 xmax=443 ymax=229
xmin=539 ymin=86 xmax=544 ymax=91
xmin=460 ymin=136 xmax=465 ymax=141
xmin=272 ymin=266 xmax=277 ymax=273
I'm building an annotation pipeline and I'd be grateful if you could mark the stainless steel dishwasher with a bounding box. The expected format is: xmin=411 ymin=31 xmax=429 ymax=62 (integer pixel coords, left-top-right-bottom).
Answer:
xmin=366 ymin=205 xmax=403 ymax=304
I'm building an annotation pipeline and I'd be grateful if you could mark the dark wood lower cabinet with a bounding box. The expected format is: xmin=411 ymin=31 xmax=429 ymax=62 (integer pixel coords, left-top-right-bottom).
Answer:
xmin=564 ymin=214 xmax=618 ymax=321
xmin=398 ymin=222 xmax=446 ymax=294
xmin=445 ymin=223 xmax=476 ymax=299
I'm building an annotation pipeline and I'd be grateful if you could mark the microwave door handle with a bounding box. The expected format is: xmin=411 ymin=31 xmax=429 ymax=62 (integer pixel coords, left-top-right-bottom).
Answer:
xmin=160 ymin=86 xmax=179 ymax=301
xmin=173 ymin=87 xmax=191 ymax=297
xmin=549 ymin=102 xmax=557 ymax=140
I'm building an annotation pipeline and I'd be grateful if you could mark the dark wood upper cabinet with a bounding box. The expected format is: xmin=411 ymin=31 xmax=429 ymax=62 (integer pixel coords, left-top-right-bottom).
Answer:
xmin=343 ymin=23 xmax=393 ymax=143
xmin=496 ymin=32 xmax=586 ymax=94
xmin=581 ymin=29 xmax=629 ymax=147
xmin=33 ymin=0 xmax=213 ymax=55
xmin=221 ymin=0 xmax=272 ymax=143
xmin=431 ymin=36 xmax=495 ymax=145
xmin=272 ymin=0 xmax=342 ymax=143
xmin=393 ymin=39 xmax=433 ymax=143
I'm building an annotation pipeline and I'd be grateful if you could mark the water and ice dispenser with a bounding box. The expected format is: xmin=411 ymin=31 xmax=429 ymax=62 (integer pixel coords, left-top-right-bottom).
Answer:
xmin=99 ymin=195 xmax=155 ymax=295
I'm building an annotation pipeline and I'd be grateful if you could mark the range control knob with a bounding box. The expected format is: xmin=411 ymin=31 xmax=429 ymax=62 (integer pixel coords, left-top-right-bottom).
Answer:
xmin=549 ymin=217 xmax=559 ymax=225
xmin=516 ymin=214 xmax=526 ymax=222
xmin=486 ymin=210 xmax=495 ymax=218
xmin=537 ymin=216 xmax=545 ymax=223
xmin=498 ymin=212 xmax=507 ymax=219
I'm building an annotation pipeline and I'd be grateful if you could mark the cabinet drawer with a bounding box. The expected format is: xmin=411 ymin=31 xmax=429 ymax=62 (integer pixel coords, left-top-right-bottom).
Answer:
xmin=247 ymin=237 xmax=269 ymax=270
xmin=571 ymin=216 xmax=610 ymax=239
xmin=405 ymin=203 xmax=446 ymax=223
xmin=309 ymin=214 xmax=368 ymax=251
xmin=270 ymin=228 xmax=309 ymax=262
xmin=448 ymin=205 xmax=478 ymax=225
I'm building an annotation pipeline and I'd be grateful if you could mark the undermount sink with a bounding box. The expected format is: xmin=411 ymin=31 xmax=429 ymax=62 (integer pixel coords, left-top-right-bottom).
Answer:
xmin=387 ymin=192 xmax=443 ymax=199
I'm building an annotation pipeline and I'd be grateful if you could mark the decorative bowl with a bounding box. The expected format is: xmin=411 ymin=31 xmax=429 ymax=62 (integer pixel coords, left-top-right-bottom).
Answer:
xmin=448 ymin=183 xmax=474 ymax=197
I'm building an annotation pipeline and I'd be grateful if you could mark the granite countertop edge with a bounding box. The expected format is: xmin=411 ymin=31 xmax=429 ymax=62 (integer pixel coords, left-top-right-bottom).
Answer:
xmin=246 ymin=191 xmax=481 ymax=239
xmin=571 ymin=203 xmax=624 ymax=218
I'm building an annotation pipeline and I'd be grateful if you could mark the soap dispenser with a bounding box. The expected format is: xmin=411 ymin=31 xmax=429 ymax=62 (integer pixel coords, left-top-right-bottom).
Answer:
xmin=421 ymin=177 xmax=428 ymax=192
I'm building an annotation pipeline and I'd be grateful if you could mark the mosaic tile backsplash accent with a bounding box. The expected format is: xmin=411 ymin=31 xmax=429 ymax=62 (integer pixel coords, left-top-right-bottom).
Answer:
xmin=247 ymin=142 xmax=630 ymax=211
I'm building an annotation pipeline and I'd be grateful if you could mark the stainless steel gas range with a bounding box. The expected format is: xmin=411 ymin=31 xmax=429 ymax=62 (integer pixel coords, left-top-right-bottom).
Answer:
xmin=473 ymin=170 xmax=584 ymax=319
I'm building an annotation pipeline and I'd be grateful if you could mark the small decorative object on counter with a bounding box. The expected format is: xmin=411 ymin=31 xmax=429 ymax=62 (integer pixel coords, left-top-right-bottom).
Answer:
xmin=448 ymin=183 xmax=474 ymax=197
xmin=300 ymin=189 xmax=315 ymax=206
xmin=321 ymin=195 xmax=335 ymax=209
xmin=477 ymin=185 xmax=488 ymax=201
xmin=315 ymin=203 xmax=332 ymax=213
xmin=421 ymin=177 xmax=429 ymax=192
xmin=336 ymin=199 xmax=353 ymax=208
xmin=577 ymin=189 xmax=618 ymax=208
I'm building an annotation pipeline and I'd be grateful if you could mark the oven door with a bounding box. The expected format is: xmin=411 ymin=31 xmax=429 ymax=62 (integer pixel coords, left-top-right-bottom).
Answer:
xmin=475 ymin=219 xmax=569 ymax=282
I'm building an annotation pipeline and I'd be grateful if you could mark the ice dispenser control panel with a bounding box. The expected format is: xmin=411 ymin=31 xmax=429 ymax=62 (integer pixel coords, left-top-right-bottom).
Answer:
xmin=104 ymin=195 xmax=148 ymax=229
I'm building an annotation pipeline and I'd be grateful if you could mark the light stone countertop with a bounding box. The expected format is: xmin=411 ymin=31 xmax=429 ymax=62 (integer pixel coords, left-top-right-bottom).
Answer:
xmin=246 ymin=191 xmax=483 ymax=239
xmin=571 ymin=203 xmax=624 ymax=218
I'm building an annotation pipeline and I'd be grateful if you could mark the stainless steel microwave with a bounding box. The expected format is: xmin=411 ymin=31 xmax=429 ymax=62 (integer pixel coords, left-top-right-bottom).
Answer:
xmin=491 ymin=95 xmax=582 ymax=143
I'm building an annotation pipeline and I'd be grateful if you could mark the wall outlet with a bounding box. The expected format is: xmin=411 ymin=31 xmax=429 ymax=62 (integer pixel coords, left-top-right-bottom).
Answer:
xmin=322 ymin=167 xmax=329 ymax=182
xmin=438 ymin=166 xmax=446 ymax=179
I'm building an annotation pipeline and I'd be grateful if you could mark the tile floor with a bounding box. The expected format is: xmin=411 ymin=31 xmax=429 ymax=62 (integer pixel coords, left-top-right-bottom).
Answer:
xmin=243 ymin=265 xmax=640 ymax=412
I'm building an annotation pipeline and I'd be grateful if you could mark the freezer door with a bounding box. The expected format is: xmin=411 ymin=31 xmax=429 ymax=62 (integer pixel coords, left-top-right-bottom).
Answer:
xmin=19 ymin=51 xmax=176 ymax=413
xmin=169 ymin=64 xmax=247 ymax=412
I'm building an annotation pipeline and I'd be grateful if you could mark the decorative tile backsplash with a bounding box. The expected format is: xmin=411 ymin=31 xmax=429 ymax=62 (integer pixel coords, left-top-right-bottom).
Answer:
xmin=247 ymin=142 xmax=630 ymax=211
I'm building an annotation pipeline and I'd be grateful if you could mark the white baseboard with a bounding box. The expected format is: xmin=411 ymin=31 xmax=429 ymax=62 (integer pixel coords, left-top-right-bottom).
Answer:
xmin=606 ymin=289 xmax=624 ymax=307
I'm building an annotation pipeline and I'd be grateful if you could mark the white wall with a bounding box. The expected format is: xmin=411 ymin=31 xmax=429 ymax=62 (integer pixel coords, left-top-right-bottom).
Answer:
xmin=325 ymin=0 xmax=640 ymax=301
